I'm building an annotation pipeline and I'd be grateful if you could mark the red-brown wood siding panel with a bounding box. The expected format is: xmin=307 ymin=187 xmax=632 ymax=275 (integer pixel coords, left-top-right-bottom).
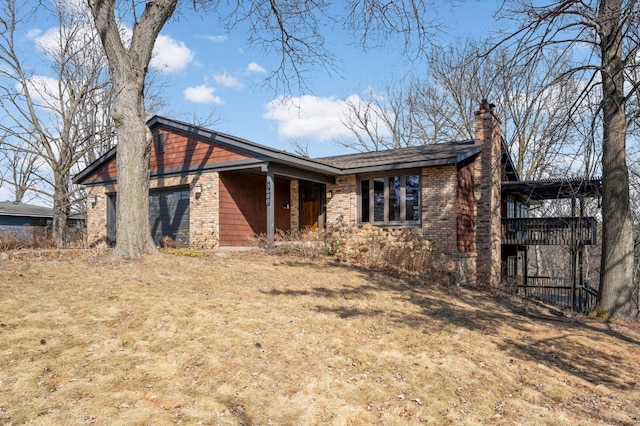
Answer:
xmin=91 ymin=160 xmax=117 ymax=181
xmin=457 ymin=159 xmax=475 ymax=252
xmin=151 ymin=131 xmax=251 ymax=172
xmin=219 ymin=171 xmax=291 ymax=246
xmin=81 ymin=128 xmax=254 ymax=183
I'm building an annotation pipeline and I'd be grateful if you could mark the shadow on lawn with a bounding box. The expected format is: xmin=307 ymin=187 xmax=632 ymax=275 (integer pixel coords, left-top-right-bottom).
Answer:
xmin=265 ymin=258 xmax=639 ymax=393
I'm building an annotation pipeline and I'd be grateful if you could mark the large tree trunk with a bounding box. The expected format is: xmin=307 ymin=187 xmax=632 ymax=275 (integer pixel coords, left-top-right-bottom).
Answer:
xmin=88 ymin=0 xmax=177 ymax=259
xmin=110 ymin=77 xmax=156 ymax=258
xmin=597 ymin=0 xmax=637 ymax=319
xmin=52 ymin=173 xmax=69 ymax=248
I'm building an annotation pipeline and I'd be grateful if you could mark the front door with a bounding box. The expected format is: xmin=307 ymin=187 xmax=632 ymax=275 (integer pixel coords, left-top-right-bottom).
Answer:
xmin=300 ymin=181 xmax=325 ymax=230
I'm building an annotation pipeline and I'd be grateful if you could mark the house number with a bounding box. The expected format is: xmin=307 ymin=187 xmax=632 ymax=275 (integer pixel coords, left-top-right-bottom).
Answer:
xmin=266 ymin=181 xmax=271 ymax=206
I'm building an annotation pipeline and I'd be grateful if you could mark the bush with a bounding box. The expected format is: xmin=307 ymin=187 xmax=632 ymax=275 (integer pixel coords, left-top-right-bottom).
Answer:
xmin=0 ymin=226 xmax=56 ymax=251
xmin=158 ymin=246 xmax=210 ymax=258
xmin=261 ymin=223 xmax=451 ymax=285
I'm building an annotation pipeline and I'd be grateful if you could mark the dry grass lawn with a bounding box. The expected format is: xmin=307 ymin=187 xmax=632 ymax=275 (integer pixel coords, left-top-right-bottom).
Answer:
xmin=1 ymin=250 xmax=639 ymax=425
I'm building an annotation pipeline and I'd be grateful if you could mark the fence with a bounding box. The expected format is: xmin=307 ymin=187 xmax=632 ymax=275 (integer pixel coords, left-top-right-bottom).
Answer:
xmin=515 ymin=276 xmax=598 ymax=313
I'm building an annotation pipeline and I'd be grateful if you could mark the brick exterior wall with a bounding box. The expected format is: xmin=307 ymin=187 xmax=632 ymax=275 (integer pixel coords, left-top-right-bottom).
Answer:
xmin=421 ymin=165 xmax=458 ymax=254
xmin=474 ymin=101 xmax=503 ymax=287
xmin=86 ymin=186 xmax=109 ymax=247
xmin=290 ymin=180 xmax=299 ymax=231
xmin=189 ymin=172 xmax=219 ymax=248
xmin=326 ymin=174 xmax=357 ymax=227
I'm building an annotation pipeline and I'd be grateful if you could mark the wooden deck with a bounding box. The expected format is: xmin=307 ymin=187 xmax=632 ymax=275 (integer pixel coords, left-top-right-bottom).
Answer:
xmin=502 ymin=217 xmax=597 ymax=246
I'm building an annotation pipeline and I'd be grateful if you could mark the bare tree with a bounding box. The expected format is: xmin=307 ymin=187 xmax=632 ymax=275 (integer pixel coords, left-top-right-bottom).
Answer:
xmin=494 ymin=0 xmax=640 ymax=319
xmin=0 ymin=142 xmax=44 ymax=202
xmin=86 ymin=0 xmax=439 ymax=259
xmin=0 ymin=0 xmax=115 ymax=247
xmin=340 ymin=40 xmax=583 ymax=182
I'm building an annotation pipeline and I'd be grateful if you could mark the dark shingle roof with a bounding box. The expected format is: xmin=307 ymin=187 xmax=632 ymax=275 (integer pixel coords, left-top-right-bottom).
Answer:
xmin=502 ymin=177 xmax=602 ymax=201
xmin=315 ymin=140 xmax=482 ymax=173
xmin=0 ymin=201 xmax=54 ymax=218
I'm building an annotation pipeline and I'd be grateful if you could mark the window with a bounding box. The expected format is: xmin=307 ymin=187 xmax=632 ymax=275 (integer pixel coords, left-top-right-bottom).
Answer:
xmin=506 ymin=196 xmax=530 ymax=218
xmin=506 ymin=197 xmax=515 ymax=218
xmin=359 ymin=173 xmax=420 ymax=225
xmin=155 ymin=133 xmax=166 ymax=154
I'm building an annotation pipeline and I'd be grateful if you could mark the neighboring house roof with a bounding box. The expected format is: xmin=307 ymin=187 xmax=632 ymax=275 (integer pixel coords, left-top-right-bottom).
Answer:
xmin=0 ymin=201 xmax=55 ymax=218
xmin=0 ymin=201 xmax=84 ymax=221
xmin=73 ymin=116 xmax=487 ymax=185
xmin=316 ymin=140 xmax=482 ymax=173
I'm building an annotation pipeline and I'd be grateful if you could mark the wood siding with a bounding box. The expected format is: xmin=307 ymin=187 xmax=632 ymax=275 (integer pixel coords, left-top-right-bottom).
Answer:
xmin=457 ymin=158 xmax=476 ymax=252
xmin=81 ymin=128 xmax=252 ymax=183
xmin=152 ymin=131 xmax=250 ymax=173
xmin=219 ymin=171 xmax=291 ymax=246
xmin=91 ymin=160 xmax=117 ymax=182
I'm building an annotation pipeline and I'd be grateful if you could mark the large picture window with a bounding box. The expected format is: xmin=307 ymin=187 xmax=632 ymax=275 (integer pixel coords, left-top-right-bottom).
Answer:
xmin=359 ymin=173 xmax=420 ymax=226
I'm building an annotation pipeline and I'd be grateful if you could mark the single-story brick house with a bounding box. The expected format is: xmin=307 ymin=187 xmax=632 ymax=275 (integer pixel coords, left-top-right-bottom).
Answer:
xmin=74 ymin=100 xmax=515 ymax=286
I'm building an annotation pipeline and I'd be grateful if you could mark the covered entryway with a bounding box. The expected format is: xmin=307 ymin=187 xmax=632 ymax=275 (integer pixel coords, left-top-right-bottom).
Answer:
xmin=149 ymin=187 xmax=190 ymax=247
xmin=219 ymin=171 xmax=291 ymax=246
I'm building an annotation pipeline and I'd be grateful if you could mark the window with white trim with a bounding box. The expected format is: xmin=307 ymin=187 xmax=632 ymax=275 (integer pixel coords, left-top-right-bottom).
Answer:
xmin=359 ymin=173 xmax=420 ymax=226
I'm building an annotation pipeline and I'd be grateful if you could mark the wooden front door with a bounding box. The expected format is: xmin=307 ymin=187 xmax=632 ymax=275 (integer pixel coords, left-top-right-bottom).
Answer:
xmin=300 ymin=182 xmax=324 ymax=230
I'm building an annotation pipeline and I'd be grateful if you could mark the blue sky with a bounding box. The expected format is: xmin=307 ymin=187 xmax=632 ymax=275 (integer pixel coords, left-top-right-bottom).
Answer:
xmin=142 ymin=1 xmax=503 ymax=157
xmin=0 ymin=0 xmax=504 ymax=203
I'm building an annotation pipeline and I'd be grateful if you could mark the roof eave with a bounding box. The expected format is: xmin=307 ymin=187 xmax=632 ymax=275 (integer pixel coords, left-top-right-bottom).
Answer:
xmin=336 ymin=145 xmax=482 ymax=174
xmin=72 ymin=146 xmax=117 ymax=184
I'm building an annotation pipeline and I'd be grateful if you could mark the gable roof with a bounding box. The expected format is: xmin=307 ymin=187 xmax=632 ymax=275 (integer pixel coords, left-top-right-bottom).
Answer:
xmin=0 ymin=201 xmax=54 ymax=218
xmin=147 ymin=116 xmax=342 ymax=175
xmin=73 ymin=116 xmax=486 ymax=185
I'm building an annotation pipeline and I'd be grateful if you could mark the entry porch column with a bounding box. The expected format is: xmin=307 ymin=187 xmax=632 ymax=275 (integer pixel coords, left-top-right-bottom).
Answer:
xmin=266 ymin=169 xmax=275 ymax=243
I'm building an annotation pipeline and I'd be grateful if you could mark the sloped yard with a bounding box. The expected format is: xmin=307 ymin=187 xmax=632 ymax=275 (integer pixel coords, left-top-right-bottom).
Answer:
xmin=0 ymin=250 xmax=639 ymax=425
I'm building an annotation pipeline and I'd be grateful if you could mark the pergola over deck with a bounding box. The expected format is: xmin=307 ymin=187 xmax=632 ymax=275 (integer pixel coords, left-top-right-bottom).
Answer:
xmin=501 ymin=177 xmax=602 ymax=246
xmin=500 ymin=177 xmax=602 ymax=312
xmin=502 ymin=177 xmax=602 ymax=203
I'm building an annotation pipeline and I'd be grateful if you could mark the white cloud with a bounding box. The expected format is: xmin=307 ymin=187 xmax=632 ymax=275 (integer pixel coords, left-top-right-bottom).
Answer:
xmin=183 ymin=85 xmax=224 ymax=104
xmin=213 ymin=72 xmax=244 ymax=89
xmin=247 ymin=62 xmax=266 ymax=73
xmin=26 ymin=28 xmax=42 ymax=40
xmin=32 ymin=20 xmax=101 ymax=62
xmin=0 ymin=185 xmax=14 ymax=202
xmin=200 ymin=35 xmax=227 ymax=43
xmin=16 ymin=75 xmax=59 ymax=106
xmin=150 ymin=34 xmax=194 ymax=74
xmin=264 ymin=94 xmax=392 ymax=142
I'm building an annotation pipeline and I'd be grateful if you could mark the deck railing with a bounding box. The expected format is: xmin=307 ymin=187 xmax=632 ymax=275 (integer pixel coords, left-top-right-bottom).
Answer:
xmin=502 ymin=217 xmax=597 ymax=246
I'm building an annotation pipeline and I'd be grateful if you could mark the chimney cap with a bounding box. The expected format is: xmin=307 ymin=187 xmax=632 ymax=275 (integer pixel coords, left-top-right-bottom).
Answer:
xmin=479 ymin=99 xmax=495 ymax=110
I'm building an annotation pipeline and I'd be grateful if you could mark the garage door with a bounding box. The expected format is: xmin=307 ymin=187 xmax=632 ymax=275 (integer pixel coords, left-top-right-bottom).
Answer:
xmin=149 ymin=187 xmax=190 ymax=247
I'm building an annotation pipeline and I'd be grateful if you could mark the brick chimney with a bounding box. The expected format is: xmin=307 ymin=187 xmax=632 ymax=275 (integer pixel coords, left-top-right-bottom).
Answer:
xmin=474 ymin=99 xmax=502 ymax=287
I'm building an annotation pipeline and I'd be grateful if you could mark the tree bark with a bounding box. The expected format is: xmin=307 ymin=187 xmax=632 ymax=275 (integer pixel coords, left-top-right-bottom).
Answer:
xmin=52 ymin=172 xmax=69 ymax=248
xmin=88 ymin=0 xmax=177 ymax=259
xmin=597 ymin=0 xmax=637 ymax=319
xmin=110 ymin=78 xmax=157 ymax=258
